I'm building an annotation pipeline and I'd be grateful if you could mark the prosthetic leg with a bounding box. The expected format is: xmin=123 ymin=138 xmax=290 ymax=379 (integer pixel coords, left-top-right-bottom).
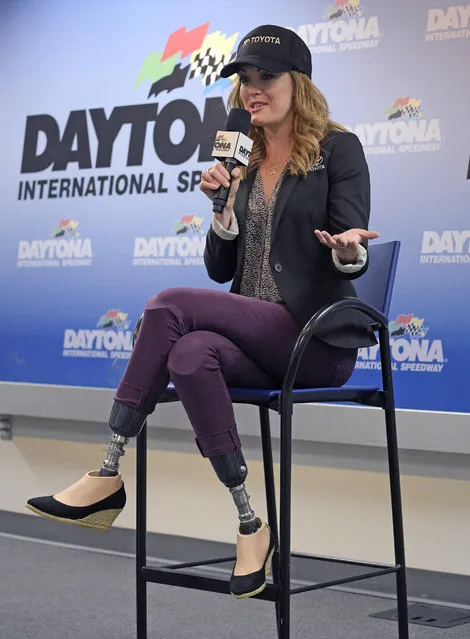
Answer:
xmin=25 ymin=401 xmax=148 ymax=531
xmin=99 ymin=400 xmax=149 ymax=475
xmin=210 ymin=449 xmax=275 ymax=598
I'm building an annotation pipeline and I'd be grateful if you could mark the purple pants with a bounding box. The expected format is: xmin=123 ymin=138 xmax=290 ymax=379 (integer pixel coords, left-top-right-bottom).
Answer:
xmin=115 ymin=288 xmax=357 ymax=457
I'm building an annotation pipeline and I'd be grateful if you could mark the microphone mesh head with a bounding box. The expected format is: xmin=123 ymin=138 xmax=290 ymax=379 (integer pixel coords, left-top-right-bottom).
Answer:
xmin=225 ymin=108 xmax=251 ymax=135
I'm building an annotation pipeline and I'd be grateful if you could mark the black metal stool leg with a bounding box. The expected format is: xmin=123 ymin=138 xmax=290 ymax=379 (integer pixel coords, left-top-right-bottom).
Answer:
xmin=136 ymin=421 xmax=148 ymax=639
xmin=380 ymin=335 xmax=409 ymax=639
xmin=259 ymin=406 xmax=280 ymax=636
xmin=279 ymin=397 xmax=293 ymax=639
xmin=384 ymin=402 xmax=409 ymax=639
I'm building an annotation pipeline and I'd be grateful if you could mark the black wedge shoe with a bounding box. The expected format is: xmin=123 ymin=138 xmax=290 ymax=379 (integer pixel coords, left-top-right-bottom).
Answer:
xmin=230 ymin=522 xmax=276 ymax=598
xmin=26 ymin=472 xmax=126 ymax=532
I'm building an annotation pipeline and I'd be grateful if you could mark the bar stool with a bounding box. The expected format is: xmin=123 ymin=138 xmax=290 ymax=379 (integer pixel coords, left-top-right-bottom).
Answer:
xmin=133 ymin=241 xmax=408 ymax=639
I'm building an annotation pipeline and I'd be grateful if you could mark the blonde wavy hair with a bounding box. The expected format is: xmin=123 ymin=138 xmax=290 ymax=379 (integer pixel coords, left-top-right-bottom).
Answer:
xmin=228 ymin=71 xmax=348 ymax=177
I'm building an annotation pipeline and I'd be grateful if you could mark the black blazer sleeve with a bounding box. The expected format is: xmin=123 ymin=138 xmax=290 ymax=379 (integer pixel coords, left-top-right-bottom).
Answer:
xmin=326 ymin=132 xmax=371 ymax=280
xmin=203 ymin=225 xmax=239 ymax=284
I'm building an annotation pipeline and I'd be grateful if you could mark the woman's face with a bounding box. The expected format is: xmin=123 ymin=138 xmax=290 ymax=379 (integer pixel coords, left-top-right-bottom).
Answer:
xmin=238 ymin=66 xmax=294 ymax=129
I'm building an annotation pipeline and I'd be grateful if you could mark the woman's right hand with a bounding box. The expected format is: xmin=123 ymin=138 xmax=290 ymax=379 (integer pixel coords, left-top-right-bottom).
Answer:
xmin=200 ymin=163 xmax=242 ymax=230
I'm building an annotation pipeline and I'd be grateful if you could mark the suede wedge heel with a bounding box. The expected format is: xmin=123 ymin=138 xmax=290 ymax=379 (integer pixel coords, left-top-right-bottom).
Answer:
xmin=26 ymin=472 xmax=126 ymax=532
xmin=230 ymin=522 xmax=276 ymax=598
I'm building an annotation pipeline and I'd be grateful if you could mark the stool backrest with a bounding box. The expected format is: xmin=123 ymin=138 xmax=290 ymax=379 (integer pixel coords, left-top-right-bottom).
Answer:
xmin=354 ymin=241 xmax=400 ymax=316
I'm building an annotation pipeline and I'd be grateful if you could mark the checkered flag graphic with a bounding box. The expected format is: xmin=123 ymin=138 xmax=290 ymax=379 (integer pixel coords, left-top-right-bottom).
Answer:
xmin=187 ymin=222 xmax=204 ymax=234
xmin=189 ymin=48 xmax=235 ymax=87
xmin=343 ymin=3 xmax=361 ymax=17
xmin=403 ymin=103 xmax=422 ymax=119
xmin=112 ymin=315 xmax=127 ymax=330
xmin=114 ymin=317 xmax=127 ymax=328
xmin=404 ymin=321 xmax=425 ymax=338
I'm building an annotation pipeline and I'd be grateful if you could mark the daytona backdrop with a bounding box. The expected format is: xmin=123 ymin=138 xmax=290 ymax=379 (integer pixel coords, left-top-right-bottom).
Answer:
xmin=0 ymin=0 xmax=469 ymax=411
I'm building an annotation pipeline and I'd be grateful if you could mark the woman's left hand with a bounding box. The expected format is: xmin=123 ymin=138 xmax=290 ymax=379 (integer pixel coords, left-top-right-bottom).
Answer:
xmin=314 ymin=228 xmax=380 ymax=264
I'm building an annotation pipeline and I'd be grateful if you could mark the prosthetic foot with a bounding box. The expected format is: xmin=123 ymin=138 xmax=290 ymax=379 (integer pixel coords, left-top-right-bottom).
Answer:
xmin=25 ymin=402 xmax=149 ymax=530
xmin=230 ymin=520 xmax=275 ymax=598
xmin=209 ymin=449 xmax=276 ymax=598
xmin=26 ymin=471 xmax=125 ymax=532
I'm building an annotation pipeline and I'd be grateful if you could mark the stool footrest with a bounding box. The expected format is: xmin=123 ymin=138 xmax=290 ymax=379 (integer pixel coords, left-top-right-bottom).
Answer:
xmin=165 ymin=556 xmax=236 ymax=570
xmin=140 ymin=566 xmax=279 ymax=601
xmin=139 ymin=561 xmax=401 ymax=600
xmin=290 ymin=566 xmax=401 ymax=595
xmin=291 ymin=551 xmax=398 ymax=570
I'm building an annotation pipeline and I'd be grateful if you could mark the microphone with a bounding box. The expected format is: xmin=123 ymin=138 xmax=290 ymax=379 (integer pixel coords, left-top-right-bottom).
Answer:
xmin=211 ymin=108 xmax=253 ymax=214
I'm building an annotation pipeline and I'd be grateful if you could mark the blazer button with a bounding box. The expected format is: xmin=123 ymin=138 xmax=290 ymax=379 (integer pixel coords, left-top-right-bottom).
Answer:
xmin=274 ymin=263 xmax=283 ymax=272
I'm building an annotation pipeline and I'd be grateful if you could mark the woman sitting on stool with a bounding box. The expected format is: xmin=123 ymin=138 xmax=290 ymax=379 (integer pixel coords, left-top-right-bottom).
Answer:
xmin=26 ymin=24 xmax=378 ymax=600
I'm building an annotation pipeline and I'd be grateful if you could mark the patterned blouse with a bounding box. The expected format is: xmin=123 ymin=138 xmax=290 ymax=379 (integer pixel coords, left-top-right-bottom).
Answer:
xmin=239 ymin=167 xmax=289 ymax=303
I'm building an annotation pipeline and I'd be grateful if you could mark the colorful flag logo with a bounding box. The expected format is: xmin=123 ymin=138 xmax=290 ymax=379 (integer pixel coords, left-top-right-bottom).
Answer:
xmin=134 ymin=23 xmax=239 ymax=98
xmin=97 ymin=310 xmax=129 ymax=330
xmin=324 ymin=0 xmax=362 ymax=20
xmin=389 ymin=314 xmax=429 ymax=339
xmin=172 ymin=215 xmax=204 ymax=235
xmin=51 ymin=219 xmax=80 ymax=238
xmin=385 ymin=97 xmax=423 ymax=121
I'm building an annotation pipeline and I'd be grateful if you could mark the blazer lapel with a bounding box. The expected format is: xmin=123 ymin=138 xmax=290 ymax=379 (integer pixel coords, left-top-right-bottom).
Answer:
xmin=270 ymin=172 xmax=300 ymax=242
xmin=230 ymin=170 xmax=256 ymax=293
xmin=234 ymin=170 xmax=256 ymax=223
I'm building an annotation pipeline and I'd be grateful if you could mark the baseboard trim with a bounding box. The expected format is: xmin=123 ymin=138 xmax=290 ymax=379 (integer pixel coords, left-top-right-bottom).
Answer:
xmin=1 ymin=381 xmax=470 ymax=454
xmin=2 ymin=509 xmax=469 ymax=609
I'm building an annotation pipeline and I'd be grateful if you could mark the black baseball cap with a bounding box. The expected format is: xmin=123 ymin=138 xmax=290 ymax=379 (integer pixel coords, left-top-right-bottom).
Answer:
xmin=220 ymin=25 xmax=312 ymax=78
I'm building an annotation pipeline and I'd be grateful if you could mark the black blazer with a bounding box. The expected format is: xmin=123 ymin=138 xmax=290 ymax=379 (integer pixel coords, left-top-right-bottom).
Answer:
xmin=204 ymin=130 xmax=377 ymax=349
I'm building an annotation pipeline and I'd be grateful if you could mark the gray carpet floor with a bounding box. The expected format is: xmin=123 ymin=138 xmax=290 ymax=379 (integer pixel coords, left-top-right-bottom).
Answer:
xmin=0 ymin=534 xmax=468 ymax=639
